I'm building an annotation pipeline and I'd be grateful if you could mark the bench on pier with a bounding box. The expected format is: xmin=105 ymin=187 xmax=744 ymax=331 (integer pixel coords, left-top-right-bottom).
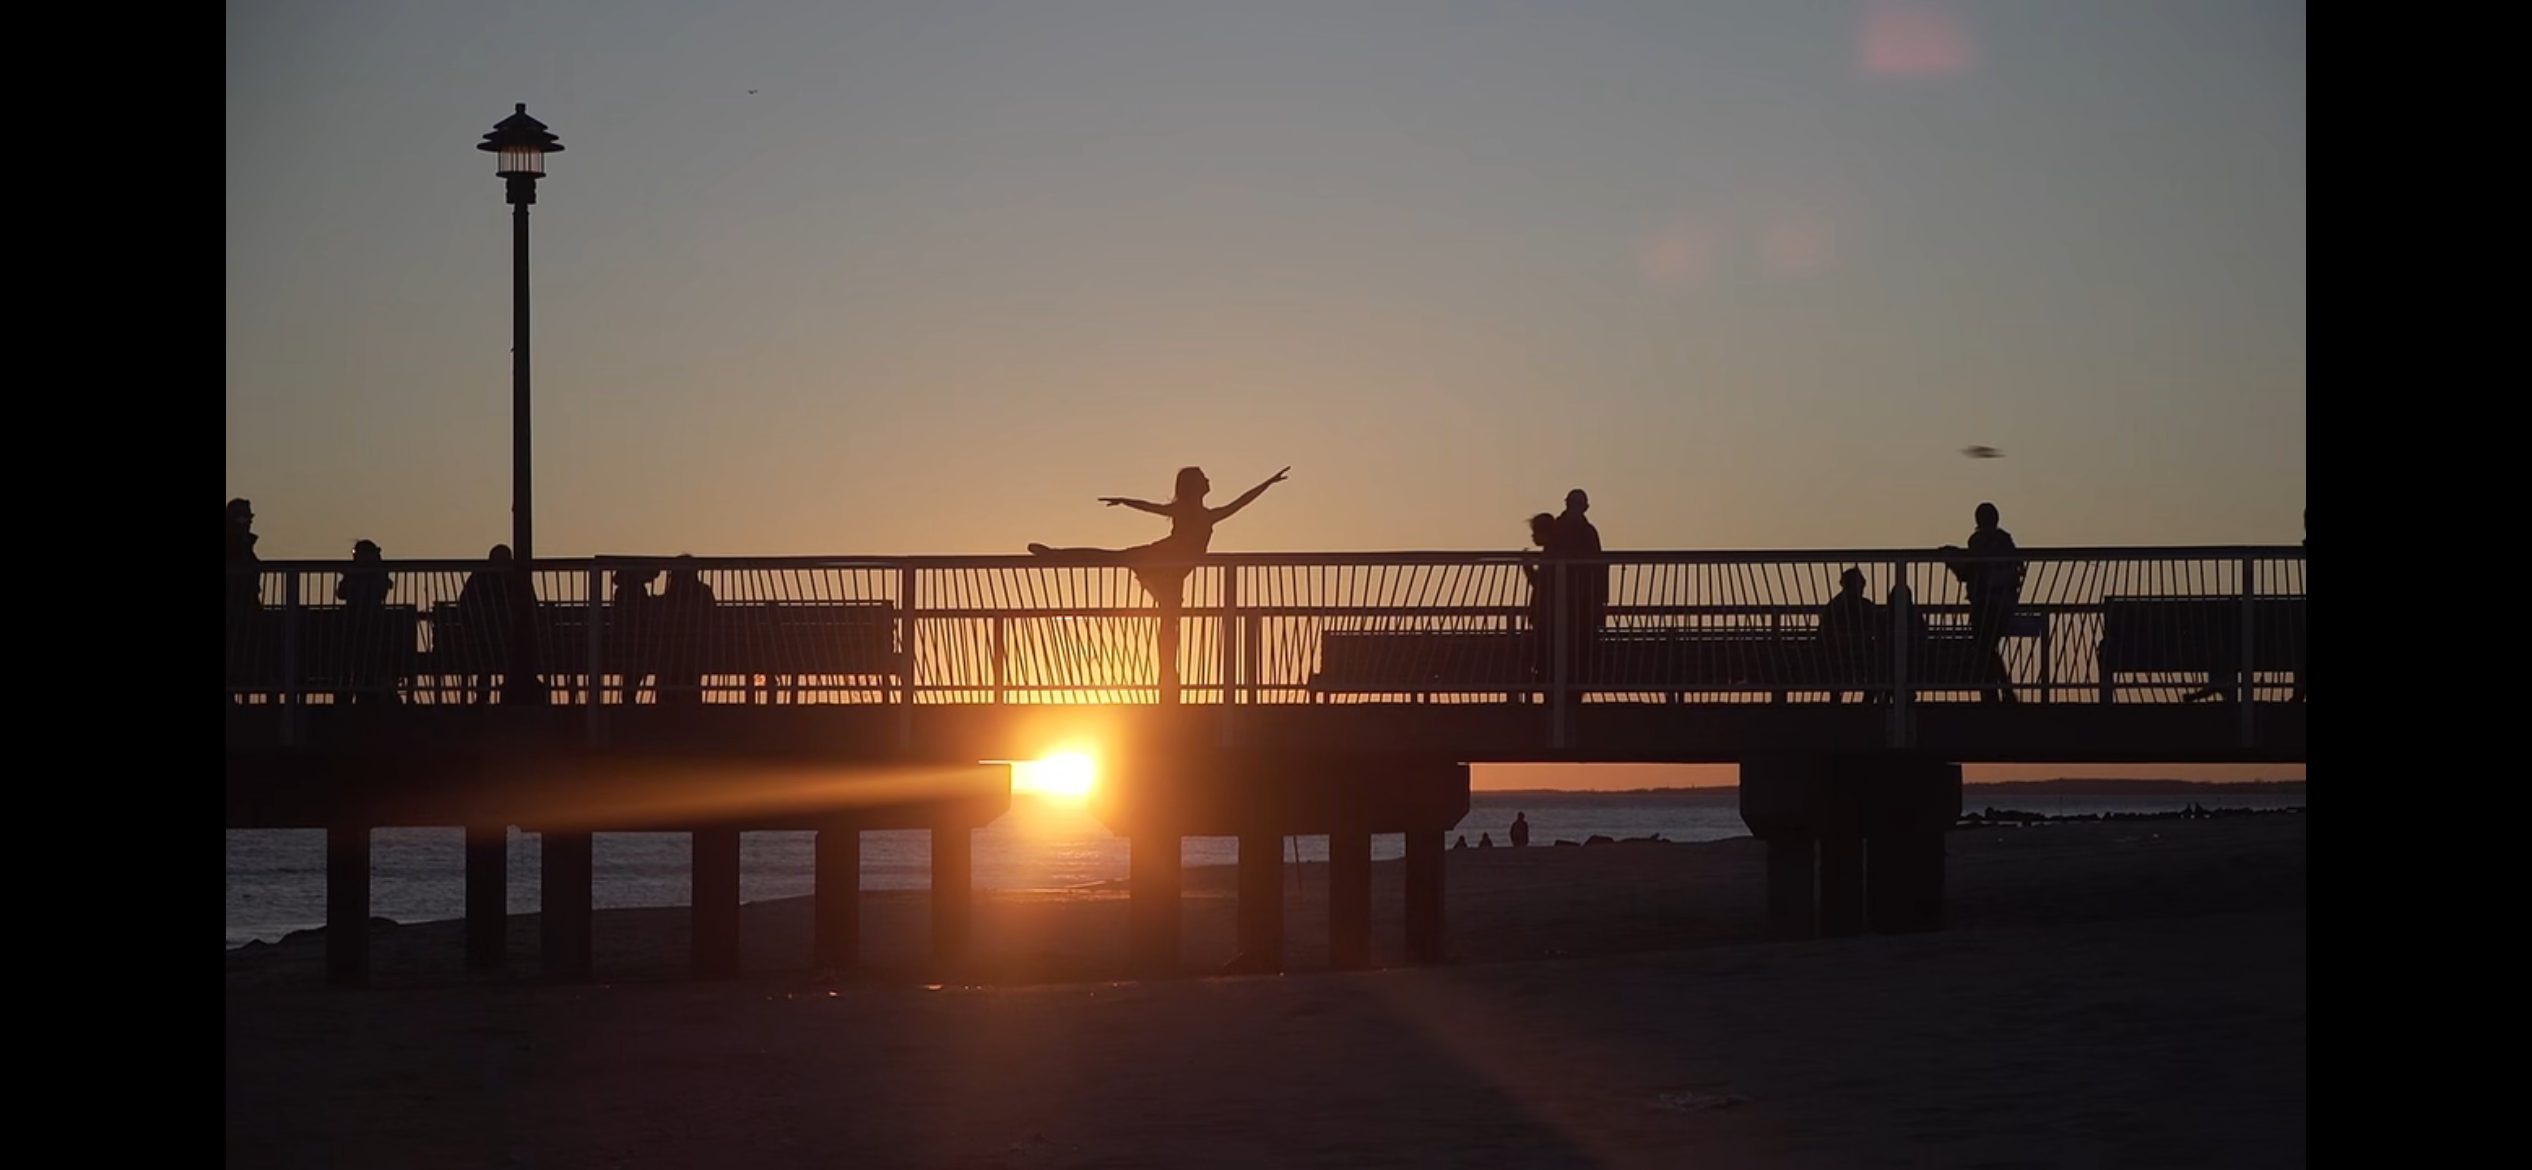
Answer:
xmin=225 ymin=605 xmax=423 ymax=701
xmin=1304 ymin=613 xmax=2045 ymax=702
xmin=421 ymin=600 xmax=903 ymax=702
xmin=2096 ymin=595 xmax=2306 ymax=702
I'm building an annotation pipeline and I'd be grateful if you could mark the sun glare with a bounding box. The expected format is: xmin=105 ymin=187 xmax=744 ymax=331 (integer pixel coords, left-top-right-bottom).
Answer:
xmin=1011 ymin=749 xmax=1098 ymax=802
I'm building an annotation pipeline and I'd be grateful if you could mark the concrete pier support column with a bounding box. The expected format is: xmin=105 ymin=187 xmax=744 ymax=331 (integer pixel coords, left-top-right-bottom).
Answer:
xmin=1235 ymin=830 xmax=1286 ymax=972
xmin=1741 ymin=752 xmax=1962 ymax=941
xmin=931 ymin=821 xmax=973 ymax=969
xmin=813 ymin=822 xmax=860 ymax=971
xmin=325 ymin=824 xmax=371 ymax=987
xmin=540 ymin=830 xmax=595 ymax=983
xmin=1129 ymin=833 xmax=1181 ymax=973
xmin=1816 ymin=828 xmax=1867 ymax=937
xmin=1763 ymin=836 xmax=1816 ymax=939
xmin=464 ymin=824 xmax=508 ymax=971
xmin=691 ymin=828 xmax=742 ymax=979
xmin=1327 ymin=830 xmax=1373 ymax=969
xmin=1404 ymin=830 xmax=1446 ymax=964
xmin=1867 ymin=830 xmax=1947 ymax=934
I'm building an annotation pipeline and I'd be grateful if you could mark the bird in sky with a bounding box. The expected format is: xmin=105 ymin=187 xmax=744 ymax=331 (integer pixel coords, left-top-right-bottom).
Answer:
xmin=1960 ymin=445 xmax=2003 ymax=459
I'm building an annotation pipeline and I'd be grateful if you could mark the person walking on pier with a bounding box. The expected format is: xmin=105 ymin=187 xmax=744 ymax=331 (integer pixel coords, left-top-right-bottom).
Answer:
xmin=1942 ymin=503 xmax=2025 ymax=703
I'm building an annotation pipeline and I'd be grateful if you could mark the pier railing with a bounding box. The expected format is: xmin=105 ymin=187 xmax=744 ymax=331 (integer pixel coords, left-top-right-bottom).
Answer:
xmin=225 ymin=547 xmax=2306 ymax=716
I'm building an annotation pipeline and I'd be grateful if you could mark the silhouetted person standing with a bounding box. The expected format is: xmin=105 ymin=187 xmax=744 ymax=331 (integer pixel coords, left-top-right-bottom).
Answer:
xmin=454 ymin=545 xmax=516 ymax=704
xmin=1552 ymin=489 xmax=1608 ymax=684
xmin=227 ymin=498 xmax=262 ymax=585
xmin=1819 ymin=567 xmax=1882 ymax=703
xmin=336 ymin=540 xmax=395 ymax=704
xmin=226 ymin=499 xmax=264 ymax=702
xmin=1521 ymin=512 xmax=1561 ymax=683
xmin=1509 ymin=812 xmax=1531 ymax=847
xmin=657 ymin=555 xmax=717 ymax=707
xmin=1942 ymin=503 xmax=2025 ymax=703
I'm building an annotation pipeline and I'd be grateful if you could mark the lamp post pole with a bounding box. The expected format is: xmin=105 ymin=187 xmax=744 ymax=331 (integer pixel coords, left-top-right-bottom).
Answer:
xmin=511 ymin=176 xmax=533 ymax=567
xmin=481 ymin=103 xmax=563 ymax=580
xmin=478 ymin=103 xmax=564 ymax=707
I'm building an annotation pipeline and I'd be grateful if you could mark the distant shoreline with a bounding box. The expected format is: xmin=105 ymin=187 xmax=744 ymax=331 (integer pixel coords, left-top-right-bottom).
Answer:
xmin=1476 ymin=779 xmax=2305 ymax=798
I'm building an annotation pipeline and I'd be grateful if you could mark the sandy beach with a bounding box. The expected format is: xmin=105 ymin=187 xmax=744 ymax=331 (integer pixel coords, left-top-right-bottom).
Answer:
xmin=227 ymin=813 xmax=2305 ymax=1167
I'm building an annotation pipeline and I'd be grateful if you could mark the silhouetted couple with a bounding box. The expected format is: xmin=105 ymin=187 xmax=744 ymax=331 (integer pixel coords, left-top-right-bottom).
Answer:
xmin=607 ymin=555 xmax=718 ymax=706
xmin=1028 ymin=465 xmax=1289 ymax=606
xmin=1523 ymin=489 xmax=1607 ymax=686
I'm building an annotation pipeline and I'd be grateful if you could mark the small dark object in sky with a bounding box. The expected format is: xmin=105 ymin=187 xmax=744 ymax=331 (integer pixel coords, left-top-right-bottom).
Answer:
xmin=748 ymin=89 xmax=760 ymax=95
xmin=1960 ymin=445 xmax=2003 ymax=459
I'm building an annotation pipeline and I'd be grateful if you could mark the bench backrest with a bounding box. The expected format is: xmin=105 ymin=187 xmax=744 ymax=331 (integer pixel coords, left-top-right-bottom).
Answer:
xmin=428 ymin=600 xmax=902 ymax=676
xmin=1305 ymin=619 xmax=2031 ymax=692
xmin=1313 ymin=629 xmax=1530 ymax=689
xmin=225 ymin=605 xmax=424 ymax=683
xmin=2099 ymin=596 xmax=2306 ymax=673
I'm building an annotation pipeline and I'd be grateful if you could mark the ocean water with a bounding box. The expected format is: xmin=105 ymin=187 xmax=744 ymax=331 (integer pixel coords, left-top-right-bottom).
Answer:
xmin=225 ymin=789 xmax=2304 ymax=948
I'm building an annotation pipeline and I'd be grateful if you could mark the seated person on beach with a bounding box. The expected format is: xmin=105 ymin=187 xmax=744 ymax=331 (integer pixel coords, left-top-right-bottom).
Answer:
xmin=1028 ymin=465 xmax=1289 ymax=599
xmin=1478 ymin=832 xmax=1495 ymax=848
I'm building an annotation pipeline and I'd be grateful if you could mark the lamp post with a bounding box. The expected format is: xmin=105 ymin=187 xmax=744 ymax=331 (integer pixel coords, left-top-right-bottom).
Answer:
xmin=477 ymin=103 xmax=564 ymax=579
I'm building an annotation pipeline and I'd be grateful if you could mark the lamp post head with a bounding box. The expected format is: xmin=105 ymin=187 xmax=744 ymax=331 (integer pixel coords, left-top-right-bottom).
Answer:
xmin=478 ymin=103 xmax=564 ymax=203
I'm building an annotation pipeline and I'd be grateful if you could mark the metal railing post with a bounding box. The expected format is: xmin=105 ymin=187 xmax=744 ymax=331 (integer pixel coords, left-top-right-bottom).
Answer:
xmin=1219 ymin=563 xmax=1239 ymax=744
xmin=2237 ymin=555 xmax=2256 ymax=746
xmin=1244 ymin=611 xmax=1262 ymax=707
xmin=991 ymin=616 xmax=1007 ymax=705
xmin=1889 ymin=566 xmax=1912 ymax=749
xmin=585 ymin=567 xmax=606 ymax=745
xmin=897 ymin=566 xmax=918 ymax=750
xmin=1550 ymin=560 xmax=1571 ymax=751
xmin=281 ymin=572 xmax=302 ymax=746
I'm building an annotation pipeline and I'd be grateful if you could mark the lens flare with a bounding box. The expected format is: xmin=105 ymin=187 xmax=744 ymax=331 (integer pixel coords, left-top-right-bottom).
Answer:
xmin=1012 ymin=749 xmax=1097 ymax=801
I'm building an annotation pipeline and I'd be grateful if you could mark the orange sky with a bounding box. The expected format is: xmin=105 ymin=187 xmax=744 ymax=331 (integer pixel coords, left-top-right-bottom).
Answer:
xmin=228 ymin=4 xmax=2303 ymax=563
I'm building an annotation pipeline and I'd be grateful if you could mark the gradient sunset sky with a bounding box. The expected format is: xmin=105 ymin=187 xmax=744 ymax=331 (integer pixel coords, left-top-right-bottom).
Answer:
xmin=228 ymin=1 xmax=2304 ymax=564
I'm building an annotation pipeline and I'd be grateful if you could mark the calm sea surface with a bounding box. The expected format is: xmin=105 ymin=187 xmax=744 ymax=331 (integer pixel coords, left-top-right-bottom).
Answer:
xmin=226 ymin=789 xmax=2303 ymax=948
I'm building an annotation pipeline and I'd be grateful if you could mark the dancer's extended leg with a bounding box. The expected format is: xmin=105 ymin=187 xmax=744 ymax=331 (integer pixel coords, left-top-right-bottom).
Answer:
xmin=1027 ymin=544 xmax=1122 ymax=560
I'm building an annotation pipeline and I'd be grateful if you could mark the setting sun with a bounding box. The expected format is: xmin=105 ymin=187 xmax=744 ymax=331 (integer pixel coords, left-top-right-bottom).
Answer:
xmin=1010 ymin=750 xmax=1098 ymax=801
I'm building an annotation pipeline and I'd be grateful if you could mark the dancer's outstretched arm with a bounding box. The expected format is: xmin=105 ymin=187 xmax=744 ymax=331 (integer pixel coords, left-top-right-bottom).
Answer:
xmin=1099 ymin=497 xmax=1171 ymax=516
xmin=1209 ymin=467 xmax=1290 ymax=522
